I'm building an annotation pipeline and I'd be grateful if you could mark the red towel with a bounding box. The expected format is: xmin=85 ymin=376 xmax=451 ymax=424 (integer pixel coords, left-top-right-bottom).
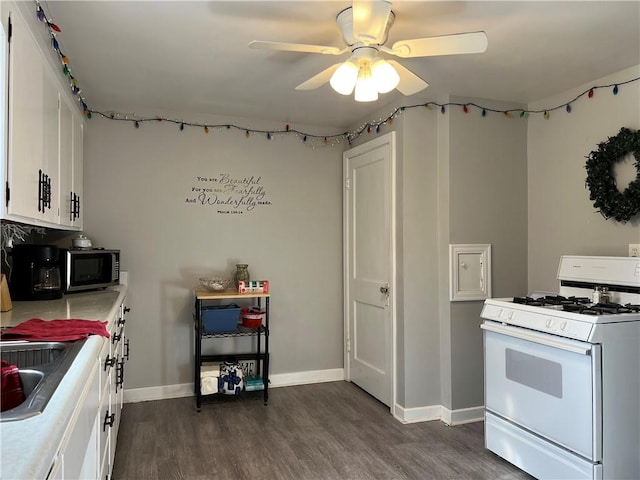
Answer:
xmin=1 ymin=360 xmax=25 ymax=411
xmin=0 ymin=318 xmax=110 ymax=342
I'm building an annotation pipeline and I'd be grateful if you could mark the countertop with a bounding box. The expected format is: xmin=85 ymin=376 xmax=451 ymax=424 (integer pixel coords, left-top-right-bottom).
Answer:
xmin=0 ymin=285 xmax=127 ymax=480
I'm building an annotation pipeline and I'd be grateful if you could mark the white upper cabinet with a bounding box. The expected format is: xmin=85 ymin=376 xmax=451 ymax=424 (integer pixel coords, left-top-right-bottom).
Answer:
xmin=2 ymin=7 xmax=83 ymax=230
xmin=58 ymin=93 xmax=83 ymax=229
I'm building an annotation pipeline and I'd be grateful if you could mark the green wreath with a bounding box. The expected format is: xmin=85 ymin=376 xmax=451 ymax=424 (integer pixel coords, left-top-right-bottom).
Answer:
xmin=585 ymin=127 xmax=640 ymax=223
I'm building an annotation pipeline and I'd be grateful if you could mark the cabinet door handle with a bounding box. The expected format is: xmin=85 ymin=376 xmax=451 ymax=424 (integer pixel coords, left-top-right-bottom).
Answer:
xmin=102 ymin=411 xmax=115 ymax=431
xmin=124 ymin=307 xmax=131 ymax=314
xmin=112 ymin=332 xmax=122 ymax=344
xmin=38 ymin=170 xmax=44 ymax=212
xmin=116 ymin=359 xmax=125 ymax=389
xmin=117 ymin=316 xmax=126 ymax=326
xmin=104 ymin=355 xmax=116 ymax=370
xmin=124 ymin=338 xmax=130 ymax=360
xmin=45 ymin=175 xmax=52 ymax=209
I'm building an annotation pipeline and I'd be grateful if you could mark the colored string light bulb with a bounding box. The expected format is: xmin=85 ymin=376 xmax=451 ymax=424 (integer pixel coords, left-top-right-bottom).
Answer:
xmin=504 ymin=112 xmax=511 ymax=118
xmin=425 ymin=104 xmax=432 ymax=110
xmin=52 ymin=38 xmax=59 ymax=50
xmin=303 ymin=135 xmax=307 ymax=142
xmin=566 ymin=104 xmax=572 ymax=113
xmin=588 ymin=89 xmax=594 ymax=98
xmin=324 ymin=137 xmax=328 ymax=144
xmin=367 ymin=126 xmax=371 ymax=134
xmin=204 ymin=126 xmax=209 ymax=134
xmin=544 ymin=111 xmax=550 ymax=120
xmin=48 ymin=22 xmax=61 ymax=33
xmin=180 ymin=123 xmax=184 ymax=131
xmin=87 ymin=111 xmax=92 ymax=119
xmin=286 ymin=124 xmax=290 ymax=132
xmin=481 ymin=109 xmax=487 ymax=117
xmin=613 ymin=85 xmax=619 ymax=95
xmin=519 ymin=111 xmax=526 ymax=118
xmin=376 ymin=125 xmax=380 ymax=133
xmin=37 ymin=7 xmax=45 ymax=22
xmin=63 ymin=65 xmax=69 ymax=76
xmin=463 ymin=105 xmax=469 ymax=114
xmin=135 ymin=121 xmax=140 ymax=128
xmin=440 ymin=105 xmax=446 ymax=114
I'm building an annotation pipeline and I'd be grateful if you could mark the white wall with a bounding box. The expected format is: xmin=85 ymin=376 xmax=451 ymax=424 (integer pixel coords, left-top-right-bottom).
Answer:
xmin=528 ymin=65 xmax=640 ymax=291
xmin=81 ymin=113 xmax=344 ymax=389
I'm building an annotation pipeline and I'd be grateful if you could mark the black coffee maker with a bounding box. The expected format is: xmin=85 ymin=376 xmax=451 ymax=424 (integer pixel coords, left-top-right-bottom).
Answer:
xmin=9 ymin=244 xmax=63 ymax=300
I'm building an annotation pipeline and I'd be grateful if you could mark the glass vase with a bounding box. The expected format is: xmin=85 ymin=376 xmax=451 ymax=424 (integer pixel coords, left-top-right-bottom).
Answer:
xmin=233 ymin=264 xmax=250 ymax=289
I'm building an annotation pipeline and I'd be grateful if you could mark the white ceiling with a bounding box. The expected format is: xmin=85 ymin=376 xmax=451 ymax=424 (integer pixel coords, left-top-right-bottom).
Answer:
xmin=44 ymin=1 xmax=640 ymax=129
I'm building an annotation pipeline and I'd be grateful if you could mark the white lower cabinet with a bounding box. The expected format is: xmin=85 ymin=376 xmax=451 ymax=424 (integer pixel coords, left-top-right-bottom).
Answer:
xmin=46 ymin=297 xmax=129 ymax=480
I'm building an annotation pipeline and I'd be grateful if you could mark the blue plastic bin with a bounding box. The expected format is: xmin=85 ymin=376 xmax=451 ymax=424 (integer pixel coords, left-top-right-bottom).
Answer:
xmin=202 ymin=304 xmax=241 ymax=333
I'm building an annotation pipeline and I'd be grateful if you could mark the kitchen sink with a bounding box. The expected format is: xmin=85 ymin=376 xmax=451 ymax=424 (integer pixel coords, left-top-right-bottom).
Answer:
xmin=1 ymin=340 xmax=86 ymax=422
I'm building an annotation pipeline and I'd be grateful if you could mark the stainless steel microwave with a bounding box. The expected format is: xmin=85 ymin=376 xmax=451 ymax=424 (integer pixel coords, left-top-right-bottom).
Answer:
xmin=60 ymin=248 xmax=120 ymax=293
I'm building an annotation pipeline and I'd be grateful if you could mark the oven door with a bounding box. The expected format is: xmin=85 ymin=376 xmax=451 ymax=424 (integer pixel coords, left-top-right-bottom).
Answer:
xmin=482 ymin=321 xmax=602 ymax=461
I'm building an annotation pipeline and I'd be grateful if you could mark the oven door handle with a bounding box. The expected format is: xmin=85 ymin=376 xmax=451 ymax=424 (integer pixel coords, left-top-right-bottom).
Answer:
xmin=481 ymin=322 xmax=592 ymax=355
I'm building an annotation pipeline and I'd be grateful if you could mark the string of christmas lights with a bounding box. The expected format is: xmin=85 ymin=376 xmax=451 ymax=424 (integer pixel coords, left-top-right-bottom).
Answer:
xmin=35 ymin=0 xmax=640 ymax=148
xmin=35 ymin=1 xmax=91 ymax=117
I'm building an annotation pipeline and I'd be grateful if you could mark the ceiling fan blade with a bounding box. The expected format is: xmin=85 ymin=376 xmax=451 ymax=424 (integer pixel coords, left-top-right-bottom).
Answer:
xmin=387 ymin=60 xmax=429 ymax=96
xmin=295 ymin=63 xmax=342 ymax=90
xmin=391 ymin=31 xmax=488 ymax=58
xmin=249 ymin=40 xmax=344 ymax=55
xmin=352 ymin=0 xmax=393 ymax=44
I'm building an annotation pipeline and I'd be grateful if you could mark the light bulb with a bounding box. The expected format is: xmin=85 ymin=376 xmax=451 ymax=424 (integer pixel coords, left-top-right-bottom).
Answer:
xmin=330 ymin=61 xmax=358 ymax=95
xmin=371 ymin=59 xmax=400 ymax=94
xmin=354 ymin=63 xmax=378 ymax=102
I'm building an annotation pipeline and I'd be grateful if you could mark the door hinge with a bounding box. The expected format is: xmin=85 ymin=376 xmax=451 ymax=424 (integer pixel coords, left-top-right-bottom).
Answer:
xmin=345 ymin=178 xmax=350 ymax=189
xmin=346 ymin=338 xmax=351 ymax=352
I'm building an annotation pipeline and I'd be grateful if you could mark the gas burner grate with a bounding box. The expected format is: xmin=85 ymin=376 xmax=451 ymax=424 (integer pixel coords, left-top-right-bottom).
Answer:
xmin=513 ymin=295 xmax=591 ymax=307
xmin=563 ymin=302 xmax=640 ymax=315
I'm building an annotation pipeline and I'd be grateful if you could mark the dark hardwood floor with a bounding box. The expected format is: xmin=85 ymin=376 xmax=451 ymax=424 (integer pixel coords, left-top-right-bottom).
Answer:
xmin=112 ymin=381 xmax=532 ymax=479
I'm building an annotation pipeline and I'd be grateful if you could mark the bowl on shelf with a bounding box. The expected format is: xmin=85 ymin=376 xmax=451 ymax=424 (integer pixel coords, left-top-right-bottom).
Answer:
xmin=241 ymin=308 xmax=265 ymax=328
xmin=199 ymin=277 xmax=233 ymax=292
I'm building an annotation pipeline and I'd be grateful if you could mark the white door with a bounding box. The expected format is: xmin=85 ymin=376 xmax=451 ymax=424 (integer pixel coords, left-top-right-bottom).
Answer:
xmin=344 ymin=132 xmax=395 ymax=407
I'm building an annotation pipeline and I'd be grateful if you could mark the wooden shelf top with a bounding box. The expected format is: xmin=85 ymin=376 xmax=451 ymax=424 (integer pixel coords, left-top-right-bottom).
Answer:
xmin=194 ymin=288 xmax=270 ymax=300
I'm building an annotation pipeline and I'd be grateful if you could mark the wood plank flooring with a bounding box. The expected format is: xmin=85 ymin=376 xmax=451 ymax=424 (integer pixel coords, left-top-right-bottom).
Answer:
xmin=112 ymin=381 xmax=532 ymax=480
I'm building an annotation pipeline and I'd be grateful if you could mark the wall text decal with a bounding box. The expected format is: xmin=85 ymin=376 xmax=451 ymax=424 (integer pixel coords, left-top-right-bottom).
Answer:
xmin=185 ymin=174 xmax=272 ymax=214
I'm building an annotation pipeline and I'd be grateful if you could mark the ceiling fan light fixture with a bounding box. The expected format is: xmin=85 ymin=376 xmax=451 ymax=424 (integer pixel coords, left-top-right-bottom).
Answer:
xmin=330 ymin=61 xmax=358 ymax=95
xmin=354 ymin=63 xmax=378 ymax=102
xmin=371 ymin=58 xmax=399 ymax=94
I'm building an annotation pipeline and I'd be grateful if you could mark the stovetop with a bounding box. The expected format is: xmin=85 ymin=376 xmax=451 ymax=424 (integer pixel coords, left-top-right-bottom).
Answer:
xmin=481 ymin=256 xmax=640 ymax=341
xmin=512 ymin=295 xmax=640 ymax=315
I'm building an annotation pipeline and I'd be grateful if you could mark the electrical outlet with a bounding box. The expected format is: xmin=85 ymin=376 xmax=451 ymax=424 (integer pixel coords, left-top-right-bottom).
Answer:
xmin=629 ymin=244 xmax=640 ymax=257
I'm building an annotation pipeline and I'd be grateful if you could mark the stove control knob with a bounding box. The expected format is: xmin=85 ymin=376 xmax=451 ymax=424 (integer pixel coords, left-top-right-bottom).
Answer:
xmin=507 ymin=311 xmax=514 ymax=320
xmin=497 ymin=308 xmax=503 ymax=318
xmin=560 ymin=321 xmax=568 ymax=331
xmin=546 ymin=318 xmax=554 ymax=329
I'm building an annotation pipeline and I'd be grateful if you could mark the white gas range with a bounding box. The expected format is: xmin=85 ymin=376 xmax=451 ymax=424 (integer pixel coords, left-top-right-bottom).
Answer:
xmin=480 ymin=256 xmax=640 ymax=480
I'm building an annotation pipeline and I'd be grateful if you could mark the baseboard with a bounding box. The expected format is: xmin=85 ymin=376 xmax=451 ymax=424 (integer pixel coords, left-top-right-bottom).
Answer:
xmin=393 ymin=403 xmax=484 ymax=425
xmin=440 ymin=405 xmax=485 ymax=425
xmin=123 ymin=368 xmax=345 ymax=404
xmin=393 ymin=404 xmax=442 ymax=424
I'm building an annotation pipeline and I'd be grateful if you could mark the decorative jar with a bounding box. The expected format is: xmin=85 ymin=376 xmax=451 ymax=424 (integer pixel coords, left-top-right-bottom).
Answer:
xmin=233 ymin=264 xmax=250 ymax=289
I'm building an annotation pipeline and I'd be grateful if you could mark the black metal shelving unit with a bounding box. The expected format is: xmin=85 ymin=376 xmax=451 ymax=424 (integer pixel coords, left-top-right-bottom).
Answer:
xmin=193 ymin=289 xmax=269 ymax=410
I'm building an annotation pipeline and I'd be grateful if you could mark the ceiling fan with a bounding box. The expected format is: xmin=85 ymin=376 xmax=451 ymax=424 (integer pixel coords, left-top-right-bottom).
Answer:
xmin=249 ymin=0 xmax=488 ymax=102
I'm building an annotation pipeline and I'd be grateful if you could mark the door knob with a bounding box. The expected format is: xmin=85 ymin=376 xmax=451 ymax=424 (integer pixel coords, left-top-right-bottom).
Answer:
xmin=380 ymin=285 xmax=389 ymax=295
